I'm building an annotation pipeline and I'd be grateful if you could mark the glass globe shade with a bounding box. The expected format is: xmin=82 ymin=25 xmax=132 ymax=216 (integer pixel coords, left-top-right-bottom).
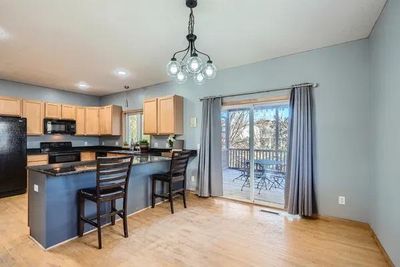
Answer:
xmin=186 ymin=56 xmax=203 ymax=73
xmin=166 ymin=60 xmax=180 ymax=77
xmin=194 ymin=72 xmax=205 ymax=85
xmin=175 ymin=70 xmax=187 ymax=84
xmin=202 ymin=61 xmax=217 ymax=79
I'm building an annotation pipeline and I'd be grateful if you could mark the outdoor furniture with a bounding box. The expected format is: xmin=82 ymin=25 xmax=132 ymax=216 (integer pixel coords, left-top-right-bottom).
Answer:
xmin=239 ymin=159 xmax=286 ymax=193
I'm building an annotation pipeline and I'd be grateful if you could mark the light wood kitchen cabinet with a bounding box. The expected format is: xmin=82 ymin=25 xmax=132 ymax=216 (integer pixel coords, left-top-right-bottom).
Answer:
xmin=22 ymin=100 xmax=44 ymax=135
xmin=80 ymin=151 xmax=96 ymax=161
xmin=99 ymin=105 xmax=122 ymax=136
xmin=27 ymin=154 xmax=48 ymax=166
xmin=143 ymin=98 xmax=158 ymax=135
xmin=0 ymin=96 xmax=22 ymax=117
xmin=157 ymin=95 xmax=183 ymax=135
xmin=61 ymin=104 xmax=76 ymax=120
xmin=107 ymin=153 xmax=124 ymax=157
xmin=85 ymin=107 xmax=100 ymax=135
xmin=75 ymin=107 xmax=86 ymax=135
xmin=45 ymin=102 xmax=61 ymax=119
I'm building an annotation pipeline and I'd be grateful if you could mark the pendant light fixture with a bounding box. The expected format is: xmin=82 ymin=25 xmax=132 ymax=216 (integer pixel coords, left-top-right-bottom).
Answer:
xmin=166 ymin=0 xmax=217 ymax=85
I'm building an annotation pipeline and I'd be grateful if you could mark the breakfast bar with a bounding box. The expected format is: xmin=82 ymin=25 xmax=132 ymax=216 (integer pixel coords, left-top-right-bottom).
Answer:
xmin=27 ymin=155 xmax=171 ymax=249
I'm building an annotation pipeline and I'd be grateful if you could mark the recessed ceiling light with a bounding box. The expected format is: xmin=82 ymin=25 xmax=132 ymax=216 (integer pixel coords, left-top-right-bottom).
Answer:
xmin=113 ymin=68 xmax=130 ymax=78
xmin=0 ymin=27 xmax=11 ymax=40
xmin=76 ymin=81 xmax=90 ymax=90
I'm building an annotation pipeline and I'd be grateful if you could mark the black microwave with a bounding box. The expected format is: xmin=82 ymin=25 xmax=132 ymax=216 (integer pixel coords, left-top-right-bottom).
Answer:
xmin=44 ymin=119 xmax=76 ymax=135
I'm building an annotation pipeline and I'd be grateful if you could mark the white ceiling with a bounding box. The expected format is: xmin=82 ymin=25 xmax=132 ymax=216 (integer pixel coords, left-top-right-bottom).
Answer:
xmin=0 ymin=0 xmax=386 ymax=96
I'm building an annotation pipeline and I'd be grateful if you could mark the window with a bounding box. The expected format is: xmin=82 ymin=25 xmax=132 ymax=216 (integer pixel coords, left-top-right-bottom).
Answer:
xmin=124 ymin=111 xmax=150 ymax=146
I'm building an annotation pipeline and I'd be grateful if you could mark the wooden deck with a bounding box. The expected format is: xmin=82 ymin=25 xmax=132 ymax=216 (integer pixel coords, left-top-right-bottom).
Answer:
xmin=223 ymin=168 xmax=285 ymax=205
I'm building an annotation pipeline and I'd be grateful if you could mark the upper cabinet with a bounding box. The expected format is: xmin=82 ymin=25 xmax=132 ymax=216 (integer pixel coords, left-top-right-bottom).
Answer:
xmin=22 ymin=100 xmax=44 ymax=135
xmin=143 ymin=98 xmax=158 ymax=135
xmin=85 ymin=107 xmax=100 ymax=135
xmin=61 ymin=104 xmax=76 ymax=120
xmin=99 ymin=105 xmax=122 ymax=136
xmin=0 ymin=94 xmax=123 ymax=136
xmin=0 ymin=96 xmax=22 ymax=117
xmin=143 ymin=95 xmax=183 ymax=135
xmin=75 ymin=107 xmax=86 ymax=136
xmin=44 ymin=102 xmax=61 ymax=119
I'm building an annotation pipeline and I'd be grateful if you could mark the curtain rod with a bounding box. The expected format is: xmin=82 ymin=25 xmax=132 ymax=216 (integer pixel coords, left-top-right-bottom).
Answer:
xmin=199 ymin=83 xmax=318 ymax=101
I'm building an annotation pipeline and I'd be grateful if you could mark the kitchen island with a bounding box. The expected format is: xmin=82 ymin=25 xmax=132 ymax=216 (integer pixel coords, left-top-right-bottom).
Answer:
xmin=27 ymin=155 xmax=171 ymax=249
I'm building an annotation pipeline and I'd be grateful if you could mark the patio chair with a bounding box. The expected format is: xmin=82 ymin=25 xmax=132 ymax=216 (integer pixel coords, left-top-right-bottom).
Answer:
xmin=241 ymin=163 xmax=265 ymax=191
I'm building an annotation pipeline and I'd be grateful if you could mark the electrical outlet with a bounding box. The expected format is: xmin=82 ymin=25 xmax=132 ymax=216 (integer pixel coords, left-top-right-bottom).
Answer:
xmin=34 ymin=184 xmax=39 ymax=192
xmin=115 ymin=141 xmax=119 ymax=146
xmin=191 ymin=176 xmax=195 ymax=182
xmin=84 ymin=141 xmax=88 ymax=146
xmin=102 ymin=141 xmax=105 ymax=145
xmin=338 ymin=196 xmax=346 ymax=205
xmin=197 ymin=144 xmax=200 ymax=150
xmin=154 ymin=142 xmax=158 ymax=148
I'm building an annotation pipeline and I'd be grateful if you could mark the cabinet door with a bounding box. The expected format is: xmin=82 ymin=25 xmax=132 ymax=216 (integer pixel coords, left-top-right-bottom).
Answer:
xmin=22 ymin=100 xmax=44 ymax=135
xmin=81 ymin=152 xmax=96 ymax=161
xmin=143 ymin=98 xmax=158 ymax=135
xmin=85 ymin=107 xmax=99 ymax=135
xmin=45 ymin=102 xmax=61 ymax=119
xmin=99 ymin=107 xmax=110 ymax=135
xmin=157 ymin=96 xmax=174 ymax=135
xmin=0 ymin=96 xmax=21 ymax=116
xmin=61 ymin=104 xmax=76 ymax=120
xmin=76 ymin=107 xmax=86 ymax=135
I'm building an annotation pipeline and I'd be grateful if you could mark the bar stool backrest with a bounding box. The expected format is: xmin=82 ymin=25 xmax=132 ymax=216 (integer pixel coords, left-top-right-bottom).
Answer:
xmin=96 ymin=156 xmax=133 ymax=196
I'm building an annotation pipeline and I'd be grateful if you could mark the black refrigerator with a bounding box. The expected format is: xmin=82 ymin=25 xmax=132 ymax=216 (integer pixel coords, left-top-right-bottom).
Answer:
xmin=0 ymin=116 xmax=27 ymax=198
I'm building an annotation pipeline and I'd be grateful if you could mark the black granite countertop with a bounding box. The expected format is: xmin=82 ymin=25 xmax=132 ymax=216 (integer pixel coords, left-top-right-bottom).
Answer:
xmin=27 ymin=155 xmax=171 ymax=176
xmin=27 ymin=146 xmax=126 ymax=155
xmin=27 ymin=146 xmax=197 ymax=157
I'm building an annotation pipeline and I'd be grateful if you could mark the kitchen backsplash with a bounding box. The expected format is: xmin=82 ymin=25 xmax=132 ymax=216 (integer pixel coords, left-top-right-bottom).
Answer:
xmin=28 ymin=135 xmax=100 ymax=148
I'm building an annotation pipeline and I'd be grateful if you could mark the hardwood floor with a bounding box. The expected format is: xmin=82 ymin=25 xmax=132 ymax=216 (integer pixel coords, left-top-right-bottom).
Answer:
xmin=0 ymin=193 xmax=389 ymax=266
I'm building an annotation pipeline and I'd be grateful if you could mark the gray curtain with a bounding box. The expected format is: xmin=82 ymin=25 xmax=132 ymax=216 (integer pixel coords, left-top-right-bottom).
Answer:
xmin=285 ymin=85 xmax=316 ymax=216
xmin=197 ymin=97 xmax=223 ymax=197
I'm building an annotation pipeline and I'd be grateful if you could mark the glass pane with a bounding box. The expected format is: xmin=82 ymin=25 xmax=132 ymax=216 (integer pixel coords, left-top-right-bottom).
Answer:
xmin=126 ymin=114 xmax=139 ymax=145
xmin=253 ymin=104 xmax=288 ymax=205
xmin=222 ymin=108 xmax=251 ymax=201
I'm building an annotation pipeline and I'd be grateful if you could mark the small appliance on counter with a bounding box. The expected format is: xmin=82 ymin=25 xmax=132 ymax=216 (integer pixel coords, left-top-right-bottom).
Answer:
xmin=41 ymin=142 xmax=81 ymax=164
xmin=0 ymin=116 xmax=27 ymax=198
xmin=44 ymin=119 xmax=76 ymax=135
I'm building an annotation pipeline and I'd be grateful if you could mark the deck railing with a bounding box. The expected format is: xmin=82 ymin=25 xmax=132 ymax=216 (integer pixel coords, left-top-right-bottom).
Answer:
xmin=227 ymin=148 xmax=287 ymax=171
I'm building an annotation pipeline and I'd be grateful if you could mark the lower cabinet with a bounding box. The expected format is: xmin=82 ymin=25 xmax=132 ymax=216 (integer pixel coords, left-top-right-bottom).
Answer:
xmin=27 ymin=154 xmax=48 ymax=167
xmin=80 ymin=152 xmax=96 ymax=161
xmin=107 ymin=153 xmax=124 ymax=157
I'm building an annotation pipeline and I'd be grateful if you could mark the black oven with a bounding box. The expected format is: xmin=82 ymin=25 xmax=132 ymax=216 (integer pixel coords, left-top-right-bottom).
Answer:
xmin=44 ymin=119 xmax=76 ymax=135
xmin=40 ymin=142 xmax=81 ymax=164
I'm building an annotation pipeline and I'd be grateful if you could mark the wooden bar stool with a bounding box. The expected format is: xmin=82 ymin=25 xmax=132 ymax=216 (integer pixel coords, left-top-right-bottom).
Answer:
xmin=151 ymin=151 xmax=191 ymax=214
xmin=78 ymin=156 xmax=133 ymax=249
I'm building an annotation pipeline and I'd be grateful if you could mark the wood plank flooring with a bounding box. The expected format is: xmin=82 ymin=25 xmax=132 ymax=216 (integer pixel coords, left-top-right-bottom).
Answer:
xmin=0 ymin=193 xmax=389 ymax=267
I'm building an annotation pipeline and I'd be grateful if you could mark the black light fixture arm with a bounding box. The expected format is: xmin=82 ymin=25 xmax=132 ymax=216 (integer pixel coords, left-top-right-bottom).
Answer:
xmin=170 ymin=0 xmax=213 ymax=66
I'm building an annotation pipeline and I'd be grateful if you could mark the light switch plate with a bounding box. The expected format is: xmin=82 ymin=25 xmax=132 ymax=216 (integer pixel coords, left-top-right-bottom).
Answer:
xmin=34 ymin=184 xmax=39 ymax=192
xmin=190 ymin=117 xmax=197 ymax=128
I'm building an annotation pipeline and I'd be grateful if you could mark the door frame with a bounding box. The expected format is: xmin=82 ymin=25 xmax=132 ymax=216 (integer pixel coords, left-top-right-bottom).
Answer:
xmin=222 ymin=99 xmax=289 ymax=209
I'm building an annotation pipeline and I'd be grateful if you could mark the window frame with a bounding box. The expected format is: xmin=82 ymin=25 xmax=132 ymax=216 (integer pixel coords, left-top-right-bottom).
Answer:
xmin=122 ymin=109 xmax=148 ymax=146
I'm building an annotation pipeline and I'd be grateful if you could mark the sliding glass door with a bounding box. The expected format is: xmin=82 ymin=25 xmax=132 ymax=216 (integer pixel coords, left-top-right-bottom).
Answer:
xmin=221 ymin=101 xmax=289 ymax=207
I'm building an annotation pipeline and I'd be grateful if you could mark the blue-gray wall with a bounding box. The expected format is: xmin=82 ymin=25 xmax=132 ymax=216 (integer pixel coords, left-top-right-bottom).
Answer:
xmin=370 ymin=0 xmax=399 ymax=265
xmin=0 ymin=79 xmax=100 ymax=148
xmin=101 ymin=39 xmax=372 ymax=223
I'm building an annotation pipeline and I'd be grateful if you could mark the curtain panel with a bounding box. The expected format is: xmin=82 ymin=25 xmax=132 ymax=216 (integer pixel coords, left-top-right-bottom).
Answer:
xmin=197 ymin=97 xmax=223 ymax=197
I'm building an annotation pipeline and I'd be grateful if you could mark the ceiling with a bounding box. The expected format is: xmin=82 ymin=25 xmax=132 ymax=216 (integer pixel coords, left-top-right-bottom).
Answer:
xmin=0 ymin=0 xmax=386 ymax=96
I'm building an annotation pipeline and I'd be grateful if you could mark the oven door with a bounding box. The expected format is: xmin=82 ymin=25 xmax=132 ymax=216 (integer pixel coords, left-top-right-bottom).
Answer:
xmin=48 ymin=152 xmax=81 ymax=164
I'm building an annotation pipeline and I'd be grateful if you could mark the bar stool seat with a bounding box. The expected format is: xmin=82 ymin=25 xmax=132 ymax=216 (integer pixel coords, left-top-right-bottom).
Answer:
xmin=78 ymin=156 xmax=133 ymax=249
xmin=80 ymin=187 xmax=124 ymax=200
xmin=151 ymin=151 xmax=191 ymax=214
